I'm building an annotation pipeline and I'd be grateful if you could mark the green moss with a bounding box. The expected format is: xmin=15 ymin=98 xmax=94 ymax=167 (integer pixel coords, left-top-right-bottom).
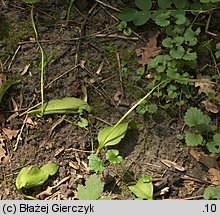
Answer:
xmin=120 ymin=48 xmax=137 ymax=63
xmin=0 ymin=18 xmax=10 ymax=40
xmin=1 ymin=20 xmax=33 ymax=61
xmin=101 ymin=43 xmax=117 ymax=56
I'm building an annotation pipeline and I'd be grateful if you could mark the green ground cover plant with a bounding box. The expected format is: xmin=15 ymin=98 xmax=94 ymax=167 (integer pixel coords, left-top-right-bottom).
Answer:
xmin=184 ymin=107 xmax=219 ymax=153
xmin=12 ymin=0 xmax=220 ymax=200
xmin=119 ymin=0 xmax=220 ymax=114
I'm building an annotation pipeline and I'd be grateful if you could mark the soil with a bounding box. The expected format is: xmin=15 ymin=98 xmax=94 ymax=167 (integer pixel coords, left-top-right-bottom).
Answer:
xmin=0 ymin=0 xmax=214 ymax=200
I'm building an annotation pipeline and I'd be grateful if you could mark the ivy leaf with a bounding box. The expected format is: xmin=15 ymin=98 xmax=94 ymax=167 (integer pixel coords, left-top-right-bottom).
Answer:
xmin=184 ymin=107 xmax=206 ymax=127
xmin=133 ymin=10 xmax=151 ymax=26
xmin=157 ymin=0 xmax=172 ymax=9
xmin=147 ymin=103 xmax=158 ymax=113
xmin=184 ymin=27 xmax=201 ymax=46
xmin=88 ymin=154 xmax=105 ymax=173
xmin=206 ymin=134 xmax=220 ymax=153
xmin=148 ymin=54 xmax=171 ymax=72
xmin=162 ymin=37 xmax=173 ymax=48
xmin=77 ymin=174 xmax=104 ymax=200
xmin=135 ymin=0 xmax=152 ymax=11
xmin=128 ymin=176 xmax=153 ymax=200
xmin=106 ymin=149 xmax=123 ymax=163
xmin=154 ymin=12 xmax=171 ymax=27
xmin=174 ymin=36 xmax=184 ymax=46
xmin=203 ymin=185 xmax=220 ymax=200
xmin=173 ymin=14 xmax=187 ymax=25
xmin=118 ymin=8 xmax=138 ymax=22
xmin=183 ymin=48 xmax=197 ymax=61
xmin=169 ymin=46 xmax=185 ymax=59
xmin=185 ymin=132 xmax=203 ymax=147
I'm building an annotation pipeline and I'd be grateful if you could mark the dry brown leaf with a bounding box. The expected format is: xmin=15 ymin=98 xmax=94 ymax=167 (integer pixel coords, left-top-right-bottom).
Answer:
xmin=20 ymin=64 xmax=30 ymax=76
xmin=161 ymin=159 xmax=185 ymax=171
xmin=195 ymin=76 xmax=215 ymax=96
xmin=189 ymin=149 xmax=219 ymax=168
xmin=0 ymin=144 xmax=6 ymax=162
xmin=2 ymin=128 xmax=19 ymax=140
xmin=135 ymin=31 xmax=162 ymax=66
xmin=96 ymin=60 xmax=104 ymax=75
xmin=201 ymin=100 xmax=219 ymax=113
xmin=208 ymin=168 xmax=220 ymax=185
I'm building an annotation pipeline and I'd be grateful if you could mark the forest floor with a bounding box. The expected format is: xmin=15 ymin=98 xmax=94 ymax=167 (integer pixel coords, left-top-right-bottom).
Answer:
xmin=0 ymin=0 xmax=219 ymax=200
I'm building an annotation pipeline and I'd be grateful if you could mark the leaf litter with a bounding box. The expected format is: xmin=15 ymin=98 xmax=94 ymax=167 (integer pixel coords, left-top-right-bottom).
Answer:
xmin=135 ymin=31 xmax=163 ymax=66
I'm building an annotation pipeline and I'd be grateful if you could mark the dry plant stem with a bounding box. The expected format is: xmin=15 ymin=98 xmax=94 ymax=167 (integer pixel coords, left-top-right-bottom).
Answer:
xmin=14 ymin=115 xmax=28 ymax=151
xmin=116 ymin=52 xmax=124 ymax=96
xmin=8 ymin=45 xmax=21 ymax=69
xmin=95 ymin=0 xmax=121 ymax=12
xmin=31 ymin=5 xmax=45 ymax=116
xmin=45 ymin=64 xmax=80 ymax=89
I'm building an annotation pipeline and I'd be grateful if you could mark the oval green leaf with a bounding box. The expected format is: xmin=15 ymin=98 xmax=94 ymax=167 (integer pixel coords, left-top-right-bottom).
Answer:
xmin=135 ymin=0 xmax=152 ymax=11
xmin=118 ymin=8 xmax=138 ymax=22
xmin=133 ymin=10 xmax=151 ymax=26
xmin=28 ymin=97 xmax=91 ymax=116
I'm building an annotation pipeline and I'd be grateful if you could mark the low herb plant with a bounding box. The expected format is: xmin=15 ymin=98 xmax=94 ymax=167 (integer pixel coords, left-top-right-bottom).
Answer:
xmin=183 ymin=107 xmax=220 ymax=153
xmin=118 ymin=0 xmax=220 ymax=114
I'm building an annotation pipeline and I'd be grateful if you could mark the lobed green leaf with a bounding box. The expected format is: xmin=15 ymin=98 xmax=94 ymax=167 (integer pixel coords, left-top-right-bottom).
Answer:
xmin=77 ymin=175 xmax=104 ymax=200
xmin=185 ymin=132 xmax=203 ymax=146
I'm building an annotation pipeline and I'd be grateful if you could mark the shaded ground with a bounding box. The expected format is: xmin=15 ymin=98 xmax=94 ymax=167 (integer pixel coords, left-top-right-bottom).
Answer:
xmin=0 ymin=0 xmax=212 ymax=200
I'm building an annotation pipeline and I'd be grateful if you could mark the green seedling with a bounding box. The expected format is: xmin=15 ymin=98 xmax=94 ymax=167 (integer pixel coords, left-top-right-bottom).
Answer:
xmin=28 ymin=97 xmax=91 ymax=116
xmin=77 ymin=174 xmax=111 ymax=200
xmin=89 ymin=149 xmax=123 ymax=173
xmin=0 ymin=80 xmax=20 ymax=103
xmin=67 ymin=0 xmax=75 ymax=22
xmin=203 ymin=185 xmax=220 ymax=200
xmin=128 ymin=176 xmax=153 ymax=200
xmin=16 ymin=161 xmax=59 ymax=199
xmin=117 ymin=21 xmax=133 ymax=36
xmin=88 ymin=154 xmax=105 ymax=173
xmin=106 ymin=149 xmax=123 ymax=164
